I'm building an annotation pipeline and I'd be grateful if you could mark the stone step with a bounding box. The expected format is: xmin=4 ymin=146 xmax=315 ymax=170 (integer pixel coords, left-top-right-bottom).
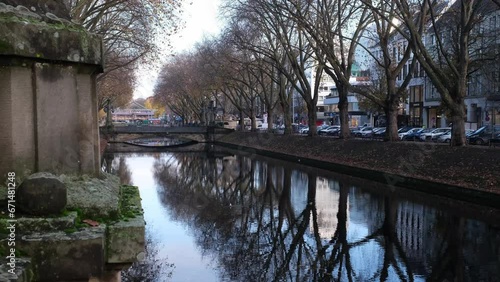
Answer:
xmin=0 ymin=258 xmax=33 ymax=282
xmin=19 ymin=227 xmax=106 ymax=281
xmin=15 ymin=212 xmax=78 ymax=234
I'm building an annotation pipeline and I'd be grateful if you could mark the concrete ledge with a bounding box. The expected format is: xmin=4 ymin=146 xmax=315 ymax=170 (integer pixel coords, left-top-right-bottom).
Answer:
xmin=216 ymin=141 xmax=500 ymax=209
xmin=0 ymin=7 xmax=103 ymax=67
xmin=19 ymin=227 xmax=106 ymax=281
xmin=107 ymin=185 xmax=145 ymax=263
xmin=106 ymin=216 xmax=145 ymax=264
xmin=0 ymin=257 xmax=33 ymax=282
xmin=62 ymin=174 xmax=121 ymax=219
xmin=15 ymin=212 xmax=77 ymax=234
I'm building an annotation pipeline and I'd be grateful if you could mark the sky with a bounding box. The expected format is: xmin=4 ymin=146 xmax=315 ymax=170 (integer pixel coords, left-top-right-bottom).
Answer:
xmin=133 ymin=0 xmax=222 ymax=99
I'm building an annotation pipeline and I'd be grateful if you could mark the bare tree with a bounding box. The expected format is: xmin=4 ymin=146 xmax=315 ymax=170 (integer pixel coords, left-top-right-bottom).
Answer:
xmin=391 ymin=0 xmax=499 ymax=146
xmin=224 ymin=0 xmax=320 ymax=136
xmin=223 ymin=7 xmax=299 ymax=134
xmin=281 ymin=0 xmax=371 ymax=138
xmin=96 ymin=55 xmax=136 ymax=109
xmin=66 ymin=0 xmax=185 ymax=109
xmin=352 ymin=0 xmax=417 ymax=141
xmin=154 ymin=53 xmax=208 ymax=125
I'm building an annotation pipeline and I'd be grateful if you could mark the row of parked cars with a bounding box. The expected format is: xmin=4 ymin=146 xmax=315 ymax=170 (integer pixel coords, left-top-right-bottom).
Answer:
xmin=299 ymin=124 xmax=500 ymax=145
xmin=398 ymin=125 xmax=500 ymax=145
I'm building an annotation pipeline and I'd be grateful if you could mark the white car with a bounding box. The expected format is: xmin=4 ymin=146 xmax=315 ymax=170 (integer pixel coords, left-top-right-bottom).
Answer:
xmin=299 ymin=126 xmax=309 ymax=134
xmin=437 ymin=129 xmax=475 ymax=143
xmin=354 ymin=127 xmax=373 ymax=137
xmin=419 ymin=127 xmax=451 ymax=141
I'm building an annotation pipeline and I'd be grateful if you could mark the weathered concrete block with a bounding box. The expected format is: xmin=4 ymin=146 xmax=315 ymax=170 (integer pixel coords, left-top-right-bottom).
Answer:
xmin=17 ymin=172 xmax=67 ymax=216
xmin=106 ymin=216 xmax=145 ymax=264
xmin=0 ymin=2 xmax=103 ymax=178
xmin=107 ymin=185 xmax=145 ymax=263
xmin=0 ymin=2 xmax=103 ymax=66
xmin=62 ymin=173 xmax=120 ymax=219
xmin=19 ymin=227 xmax=106 ymax=281
xmin=0 ymin=257 xmax=33 ymax=282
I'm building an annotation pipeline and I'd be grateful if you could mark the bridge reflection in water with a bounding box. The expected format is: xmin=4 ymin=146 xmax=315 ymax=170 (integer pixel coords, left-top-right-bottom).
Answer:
xmin=104 ymin=146 xmax=500 ymax=282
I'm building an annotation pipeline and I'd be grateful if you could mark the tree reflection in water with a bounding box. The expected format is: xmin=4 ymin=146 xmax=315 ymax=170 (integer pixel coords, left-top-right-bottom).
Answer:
xmin=121 ymin=233 xmax=175 ymax=282
xmin=105 ymin=153 xmax=133 ymax=185
xmin=147 ymin=151 xmax=500 ymax=282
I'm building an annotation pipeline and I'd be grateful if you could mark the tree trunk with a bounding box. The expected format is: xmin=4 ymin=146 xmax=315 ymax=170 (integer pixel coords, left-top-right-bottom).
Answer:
xmin=250 ymin=113 xmax=256 ymax=131
xmin=450 ymin=106 xmax=466 ymax=146
xmin=307 ymin=103 xmax=317 ymax=137
xmin=239 ymin=110 xmax=244 ymax=132
xmin=267 ymin=108 xmax=274 ymax=133
xmin=385 ymin=107 xmax=399 ymax=142
xmin=338 ymin=84 xmax=350 ymax=139
xmin=283 ymin=103 xmax=292 ymax=135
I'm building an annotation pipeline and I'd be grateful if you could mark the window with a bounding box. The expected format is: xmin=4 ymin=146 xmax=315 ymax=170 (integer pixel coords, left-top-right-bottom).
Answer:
xmin=430 ymin=34 xmax=436 ymax=45
xmin=403 ymin=64 xmax=408 ymax=78
xmin=413 ymin=62 xmax=420 ymax=77
xmin=411 ymin=107 xmax=421 ymax=126
xmin=410 ymin=85 xmax=423 ymax=102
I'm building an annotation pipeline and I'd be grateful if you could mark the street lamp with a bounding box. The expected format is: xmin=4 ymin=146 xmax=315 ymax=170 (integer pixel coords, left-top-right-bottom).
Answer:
xmin=209 ymin=100 xmax=216 ymax=125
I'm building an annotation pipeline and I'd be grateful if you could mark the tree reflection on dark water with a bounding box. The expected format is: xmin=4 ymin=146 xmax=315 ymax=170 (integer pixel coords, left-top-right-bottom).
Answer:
xmin=114 ymin=149 xmax=500 ymax=282
xmin=121 ymin=233 xmax=175 ymax=282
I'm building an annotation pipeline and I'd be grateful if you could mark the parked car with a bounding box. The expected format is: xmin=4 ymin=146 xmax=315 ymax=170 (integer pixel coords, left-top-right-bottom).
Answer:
xmin=404 ymin=128 xmax=430 ymax=141
xmin=354 ymin=127 xmax=373 ymax=137
xmin=373 ymin=127 xmax=386 ymax=139
xmin=361 ymin=127 xmax=385 ymax=138
xmin=419 ymin=127 xmax=451 ymax=142
xmin=293 ymin=124 xmax=308 ymax=133
xmin=430 ymin=129 xmax=451 ymax=142
xmin=437 ymin=129 xmax=475 ymax=143
xmin=398 ymin=126 xmax=414 ymax=134
xmin=318 ymin=125 xmax=333 ymax=135
xmin=327 ymin=126 xmax=342 ymax=136
xmin=319 ymin=125 xmax=340 ymax=136
xmin=316 ymin=124 xmax=330 ymax=133
xmin=467 ymin=125 xmax=500 ymax=145
xmin=398 ymin=127 xmax=418 ymax=140
xmin=299 ymin=126 xmax=309 ymax=134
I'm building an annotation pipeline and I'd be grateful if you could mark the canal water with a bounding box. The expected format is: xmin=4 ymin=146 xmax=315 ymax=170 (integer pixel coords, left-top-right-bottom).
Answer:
xmin=104 ymin=146 xmax=500 ymax=282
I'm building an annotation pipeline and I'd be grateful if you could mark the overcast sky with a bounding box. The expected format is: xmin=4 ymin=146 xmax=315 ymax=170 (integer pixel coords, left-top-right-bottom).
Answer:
xmin=134 ymin=0 xmax=222 ymax=99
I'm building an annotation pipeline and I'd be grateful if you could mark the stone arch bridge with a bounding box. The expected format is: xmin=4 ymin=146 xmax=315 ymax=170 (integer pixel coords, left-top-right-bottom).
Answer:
xmin=101 ymin=125 xmax=234 ymax=143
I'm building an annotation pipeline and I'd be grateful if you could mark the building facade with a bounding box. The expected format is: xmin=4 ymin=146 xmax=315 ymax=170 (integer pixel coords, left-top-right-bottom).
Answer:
xmin=323 ymin=63 xmax=372 ymax=127
xmin=112 ymin=100 xmax=155 ymax=121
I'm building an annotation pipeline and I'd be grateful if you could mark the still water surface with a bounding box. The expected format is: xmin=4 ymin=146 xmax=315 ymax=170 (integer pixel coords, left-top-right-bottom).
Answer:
xmin=105 ymin=147 xmax=500 ymax=282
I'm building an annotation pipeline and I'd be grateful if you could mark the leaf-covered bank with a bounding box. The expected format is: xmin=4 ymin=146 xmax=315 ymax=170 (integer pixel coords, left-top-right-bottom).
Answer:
xmin=218 ymin=132 xmax=500 ymax=194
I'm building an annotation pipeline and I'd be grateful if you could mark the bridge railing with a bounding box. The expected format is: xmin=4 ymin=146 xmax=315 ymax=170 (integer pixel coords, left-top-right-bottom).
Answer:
xmin=100 ymin=125 xmax=234 ymax=135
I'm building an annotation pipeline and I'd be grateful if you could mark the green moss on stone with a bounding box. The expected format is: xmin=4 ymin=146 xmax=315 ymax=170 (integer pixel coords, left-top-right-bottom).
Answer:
xmin=119 ymin=185 xmax=143 ymax=220
xmin=0 ymin=39 xmax=10 ymax=52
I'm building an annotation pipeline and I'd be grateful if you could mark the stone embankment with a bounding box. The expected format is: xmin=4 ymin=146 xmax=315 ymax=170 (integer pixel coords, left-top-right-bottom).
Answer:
xmin=217 ymin=132 xmax=500 ymax=207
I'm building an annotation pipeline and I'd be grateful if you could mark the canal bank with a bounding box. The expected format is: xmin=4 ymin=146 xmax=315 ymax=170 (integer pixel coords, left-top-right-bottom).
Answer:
xmin=216 ymin=132 xmax=500 ymax=207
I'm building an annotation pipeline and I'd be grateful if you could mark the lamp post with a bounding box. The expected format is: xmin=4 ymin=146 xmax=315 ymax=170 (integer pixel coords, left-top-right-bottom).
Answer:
xmin=209 ymin=100 xmax=216 ymax=125
xmin=104 ymin=98 xmax=112 ymax=132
